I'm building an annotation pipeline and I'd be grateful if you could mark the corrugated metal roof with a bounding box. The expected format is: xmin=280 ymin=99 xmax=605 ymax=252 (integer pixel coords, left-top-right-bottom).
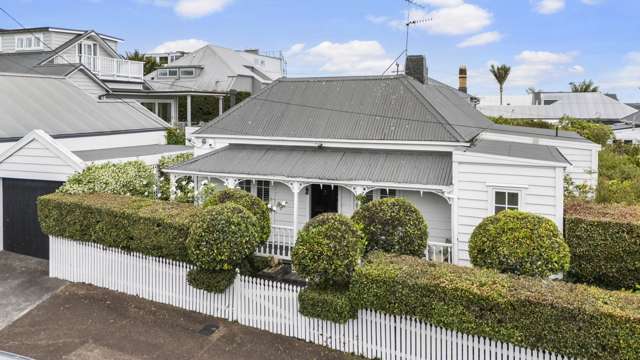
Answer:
xmin=486 ymin=124 xmax=591 ymax=143
xmin=194 ymin=75 xmax=493 ymax=142
xmin=478 ymin=92 xmax=637 ymax=121
xmin=467 ymin=139 xmax=570 ymax=165
xmin=0 ymin=73 xmax=167 ymax=141
xmin=74 ymin=144 xmax=192 ymax=161
xmin=0 ymin=52 xmax=77 ymax=76
xmin=170 ymin=144 xmax=453 ymax=186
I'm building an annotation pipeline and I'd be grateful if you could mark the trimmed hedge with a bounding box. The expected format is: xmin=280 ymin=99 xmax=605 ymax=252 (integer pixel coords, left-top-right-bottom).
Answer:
xmin=204 ymin=189 xmax=271 ymax=245
xmin=187 ymin=203 xmax=260 ymax=271
xmin=469 ymin=211 xmax=570 ymax=277
xmin=239 ymin=255 xmax=273 ymax=277
xmin=565 ymin=201 xmax=640 ymax=289
xmin=58 ymin=161 xmax=157 ymax=198
xmin=298 ymin=287 xmax=356 ymax=324
xmin=351 ymin=198 xmax=429 ymax=257
xmin=187 ymin=268 xmax=236 ymax=293
xmin=292 ymin=213 xmax=365 ymax=290
xmin=38 ymin=193 xmax=199 ymax=262
xmin=349 ymin=252 xmax=640 ymax=360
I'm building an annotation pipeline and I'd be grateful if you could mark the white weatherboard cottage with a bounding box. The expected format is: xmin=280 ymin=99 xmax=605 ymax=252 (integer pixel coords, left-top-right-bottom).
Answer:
xmin=166 ymin=55 xmax=601 ymax=266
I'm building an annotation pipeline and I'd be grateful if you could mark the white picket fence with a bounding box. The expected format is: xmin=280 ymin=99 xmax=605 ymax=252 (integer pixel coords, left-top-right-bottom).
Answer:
xmin=49 ymin=236 xmax=573 ymax=360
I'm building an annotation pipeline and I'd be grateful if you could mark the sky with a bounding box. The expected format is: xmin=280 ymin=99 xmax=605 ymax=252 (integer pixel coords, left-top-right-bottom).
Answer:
xmin=3 ymin=0 xmax=640 ymax=102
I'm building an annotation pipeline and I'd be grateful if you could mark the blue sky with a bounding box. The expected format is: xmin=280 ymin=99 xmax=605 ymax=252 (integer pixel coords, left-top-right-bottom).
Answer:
xmin=4 ymin=0 xmax=640 ymax=101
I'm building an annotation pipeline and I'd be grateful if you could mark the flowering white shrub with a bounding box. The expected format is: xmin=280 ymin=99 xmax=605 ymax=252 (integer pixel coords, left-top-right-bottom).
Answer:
xmin=158 ymin=153 xmax=194 ymax=201
xmin=58 ymin=161 xmax=157 ymax=198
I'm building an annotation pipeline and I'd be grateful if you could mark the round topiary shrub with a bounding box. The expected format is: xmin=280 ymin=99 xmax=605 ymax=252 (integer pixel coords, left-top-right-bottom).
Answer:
xmin=351 ymin=197 xmax=429 ymax=257
xmin=292 ymin=213 xmax=365 ymax=290
xmin=203 ymin=188 xmax=271 ymax=245
xmin=469 ymin=210 xmax=570 ymax=277
xmin=187 ymin=203 xmax=260 ymax=270
xmin=187 ymin=267 xmax=236 ymax=293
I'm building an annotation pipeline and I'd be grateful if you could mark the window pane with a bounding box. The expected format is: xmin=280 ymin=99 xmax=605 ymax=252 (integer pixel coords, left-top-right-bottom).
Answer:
xmin=380 ymin=189 xmax=397 ymax=199
xmin=495 ymin=206 xmax=506 ymax=213
xmin=507 ymin=192 xmax=519 ymax=207
xmin=495 ymin=191 xmax=506 ymax=205
xmin=238 ymin=180 xmax=251 ymax=193
xmin=365 ymin=191 xmax=374 ymax=201
xmin=256 ymin=181 xmax=270 ymax=202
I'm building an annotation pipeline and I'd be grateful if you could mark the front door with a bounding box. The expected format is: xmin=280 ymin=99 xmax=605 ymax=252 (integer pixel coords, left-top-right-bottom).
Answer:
xmin=310 ymin=184 xmax=338 ymax=219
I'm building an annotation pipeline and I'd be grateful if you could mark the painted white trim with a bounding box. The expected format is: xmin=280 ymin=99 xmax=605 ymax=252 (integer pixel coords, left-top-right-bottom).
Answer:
xmin=486 ymin=183 xmax=529 ymax=189
xmin=555 ymin=167 xmax=564 ymax=231
xmin=0 ymin=130 xmax=85 ymax=173
xmin=86 ymin=150 xmax=193 ymax=166
xmin=46 ymin=28 xmax=123 ymax=43
xmin=0 ymin=72 xmax=66 ymax=79
xmin=450 ymin=159 xmax=459 ymax=265
xmin=479 ymin=131 xmax=601 ymax=151
xmin=487 ymin=186 xmax=525 ymax=216
xmin=453 ymin=151 xmax=569 ymax=168
xmin=193 ymin=134 xmax=470 ymax=151
xmin=0 ymin=171 xmax=70 ymax=182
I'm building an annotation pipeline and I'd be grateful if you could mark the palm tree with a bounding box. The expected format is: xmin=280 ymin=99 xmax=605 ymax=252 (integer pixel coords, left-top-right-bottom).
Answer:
xmin=125 ymin=50 xmax=160 ymax=76
xmin=569 ymin=79 xmax=599 ymax=92
xmin=489 ymin=64 xmax=511 ymax=105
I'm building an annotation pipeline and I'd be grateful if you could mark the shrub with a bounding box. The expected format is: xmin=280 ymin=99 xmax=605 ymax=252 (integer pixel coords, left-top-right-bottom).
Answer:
xmin=187 ymin=268 xmax=236 ymax=293
xmin=292 ymin=213 xmax=365 ymax=290
xmin=203 ymin=188 xmax=271 ymax=245
xmin=469 ymin=210 xmax=570 ymax=277
xmin=351 ymin=198 xmax=428 ymax=257
xmin=490 ymin=116 xmax=555 ymax=129
xmin=565 ymin=201 xmax=640 ymax=289
xmin=157 ymin=153 xmax=195 ymax=202
xmin=58 ymin=161 xmax=157 ymax=198
xmin=166 ymin=127 xmax=186 ymax=145
xmin=298 ymin=287 xmax=356 ymax=323
xmin=559 ymin=116 xmax=612 ymax=146
xmin=349 ymin=252 xmax=640 ymax=360
xmin=38 ymin=193 xmax=199 ymax=262
xmin=595 ymin=144 xmax=640 ymax=204
xmin=239 ymin=255 xmax=272 ymax=276
xmin=187 ymin=203 xmax=260 ymax=271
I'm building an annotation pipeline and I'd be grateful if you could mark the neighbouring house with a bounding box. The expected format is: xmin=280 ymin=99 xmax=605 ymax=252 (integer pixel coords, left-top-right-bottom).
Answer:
xmin=611 ymin=110 xmax=640 ymax=144
xmin=164 ymin=55 xmax=601 ymax=266
xmin=478 ymin=91 xmax=638 ymax=124
xmin=0 ymin=71 xmax=192 ymax=260
xmin=145 ymin=51 xmax=188 ymax=66
xmin=141 ymin=44 xmax=286 ymax=126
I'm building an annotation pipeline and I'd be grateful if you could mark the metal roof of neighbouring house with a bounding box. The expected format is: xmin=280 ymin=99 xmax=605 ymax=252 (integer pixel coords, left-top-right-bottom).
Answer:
xmin=486 ymin=123 xmax=591 ymax=143
xmin=0 ymin=52 xmax=78 ymax=76
xmin=169 ymin=144 xmax=453 ymax=186
xmin=73 ymin=144 xmax=192 ymax=162
xmin=467 ymin=139 xmax=570 ymax=165
xmin=194 ymin=75 xmax=494 ymax=143
xmin=0 ymin=73 xmax=167 ymax=142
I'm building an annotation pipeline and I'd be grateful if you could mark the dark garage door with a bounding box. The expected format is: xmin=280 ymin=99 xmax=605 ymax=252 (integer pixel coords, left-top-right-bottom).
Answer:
xmin=3 ymin=178 xmax=63 ymax=259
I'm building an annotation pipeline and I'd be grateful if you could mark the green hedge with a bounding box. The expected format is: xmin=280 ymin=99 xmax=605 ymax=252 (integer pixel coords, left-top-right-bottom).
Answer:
xmin=38 ymin=193 xmax=199 ymax=262
xmin=187 ymin=268 xmax=236 ymax=293
xmin=565 ymin=201 xmax=640 ymax=289
xmin=298 ymin=287 xmax=356 ymax=324
xmin=349 ymin=252 xmax=640 ymax=360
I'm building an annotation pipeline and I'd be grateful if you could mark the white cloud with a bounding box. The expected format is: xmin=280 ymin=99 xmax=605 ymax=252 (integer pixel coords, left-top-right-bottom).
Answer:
xmin=534 ymin=0 xmax=565 ymax=14
xmin=365 ymin=15 xmax=388 ymax=24
xmin=581 ymin=0 xmax=603 ymax=4
xmin=174 ymin=0 xmax=233 ymax=17
xmin=569 ymin=65 xmax=585 ymax=74
xmin=457 ymin=31 xmax=502 ymax=48
xmin=284 ymin=43 xmax=305 ymax=57
xmin=287 ymin=40 xmax=394 ymax=75
xmin=406 ymin=4 xmax=492 ymax=35
xmin=601 ymin=51 xmax=640 ymax=89
xmin=516 ymin=50 xmax=576 ymax=64
xmin=150 ymin=39 xmax=208 ymax=53
xmin=415 ymin=0 xmax=465 ymax=6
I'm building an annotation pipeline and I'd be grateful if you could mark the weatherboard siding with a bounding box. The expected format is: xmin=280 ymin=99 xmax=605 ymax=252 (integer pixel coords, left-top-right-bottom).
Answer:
xmin=454 ymin=154 xmax=561 ymax=265
xmin=0 ymin=140 xmax=76 ymax=181
xmin=68 ymin=70 xmax=105 ymax=97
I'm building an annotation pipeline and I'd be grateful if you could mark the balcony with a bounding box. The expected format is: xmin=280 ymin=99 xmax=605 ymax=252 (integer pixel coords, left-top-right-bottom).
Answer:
xmin=54 ymin=54 xmax=144 ymax=82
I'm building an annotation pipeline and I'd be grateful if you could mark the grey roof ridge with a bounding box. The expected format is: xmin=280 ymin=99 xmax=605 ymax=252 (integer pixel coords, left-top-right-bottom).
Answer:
xmin=399 ymin=76 xmax=466 ymax=142
xmin=193 ymin=78 xmax=283 ymax=135
xmin=166 ymin=143 xmax=234 ymax=171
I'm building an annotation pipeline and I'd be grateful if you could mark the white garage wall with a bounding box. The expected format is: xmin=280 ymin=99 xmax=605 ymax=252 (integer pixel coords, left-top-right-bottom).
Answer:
xmin=453 ymin=152 xmax=564 ymax=266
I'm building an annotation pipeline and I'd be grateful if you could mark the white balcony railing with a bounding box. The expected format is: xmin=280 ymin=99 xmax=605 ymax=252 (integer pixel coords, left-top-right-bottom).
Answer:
xmin=427 ymin=242 xmax=453 ymax=263
xmin=54 ymin=54 xmax=144 ymax=81
xmin=256 ymin=225 xmax=296 ymax=260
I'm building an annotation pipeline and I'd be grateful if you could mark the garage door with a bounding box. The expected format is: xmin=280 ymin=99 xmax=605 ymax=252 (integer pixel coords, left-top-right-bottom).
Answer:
xmin=3 ymin=178 xmax=63 ymax=259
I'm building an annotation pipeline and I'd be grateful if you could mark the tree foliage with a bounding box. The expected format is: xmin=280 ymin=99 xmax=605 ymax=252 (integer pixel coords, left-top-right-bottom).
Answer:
xmin=125 ymin=49 xmax=161 ymax=76
xmin=569 ymin=79 xmax=599 ymax=93
xmin=489 ymin=64 xmax=511 ymax=105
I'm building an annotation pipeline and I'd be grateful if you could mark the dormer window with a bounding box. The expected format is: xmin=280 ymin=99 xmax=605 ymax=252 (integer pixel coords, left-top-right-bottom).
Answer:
xmin=158 ymin=68 xmax=178 ymax=78
xmin=180 ymin=68 xmax=195 ymax=77
xmin=15 ymin=33 xmax=44 ymax=50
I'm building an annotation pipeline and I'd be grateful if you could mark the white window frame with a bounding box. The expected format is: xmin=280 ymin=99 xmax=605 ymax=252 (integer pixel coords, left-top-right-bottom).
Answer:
xmin=488 ymin=186 xmax=525 ymax=215
xmin=180 ymin=68 xmax=195 ymax=77
xmin=237 ymin=179 xmax=271 ymax=203
xmin=158 ymin=68 xmax=178 ymax=78
xmin=15 ymin=33 xmax=44 ymax=51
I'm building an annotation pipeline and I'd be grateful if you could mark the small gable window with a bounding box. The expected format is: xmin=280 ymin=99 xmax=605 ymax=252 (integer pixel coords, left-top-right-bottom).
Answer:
xmin=494 ymin=190 xmax=520 ymax=214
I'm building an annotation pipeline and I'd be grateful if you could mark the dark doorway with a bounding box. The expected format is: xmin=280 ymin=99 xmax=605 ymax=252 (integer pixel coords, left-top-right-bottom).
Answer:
xmin=3 ymin=178 xmax=63 ymax=259
xmin=310 ymin=184 xmax=338 ymax=219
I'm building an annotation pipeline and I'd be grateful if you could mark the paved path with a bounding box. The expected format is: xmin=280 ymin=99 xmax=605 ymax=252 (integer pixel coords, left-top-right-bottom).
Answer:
xmin=0 ymin=251 xmax=67 ymax=330
xmin=0 ymin=283 xmax=360 ymax=360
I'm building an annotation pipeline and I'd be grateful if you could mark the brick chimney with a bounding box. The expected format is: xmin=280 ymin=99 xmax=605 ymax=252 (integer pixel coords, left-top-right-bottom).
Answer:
xmin=458 ymin=65 xmax=468 ymax=93
xmin=405 ymin=55 xmax=428 ymax=84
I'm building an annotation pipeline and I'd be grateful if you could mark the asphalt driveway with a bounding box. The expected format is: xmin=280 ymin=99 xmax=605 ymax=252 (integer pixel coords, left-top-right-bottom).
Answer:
xmin=0 ymin=283 xmax=360 ymax=360
xmin=0 ymin=251 xmax=67 ymax=330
